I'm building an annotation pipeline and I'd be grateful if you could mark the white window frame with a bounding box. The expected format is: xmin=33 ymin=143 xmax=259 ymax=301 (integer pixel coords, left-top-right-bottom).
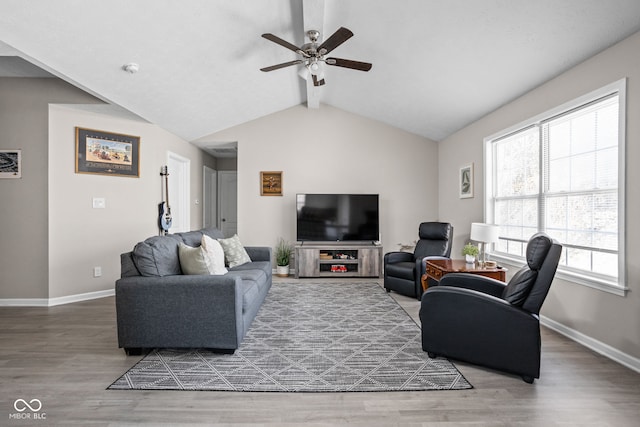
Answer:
xmin=484 ymin=79 xmax=627 ymax=296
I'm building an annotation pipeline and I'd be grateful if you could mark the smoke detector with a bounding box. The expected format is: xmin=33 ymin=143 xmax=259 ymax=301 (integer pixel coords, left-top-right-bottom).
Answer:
xmin=122 ymin=63 xmax=139 ymax=74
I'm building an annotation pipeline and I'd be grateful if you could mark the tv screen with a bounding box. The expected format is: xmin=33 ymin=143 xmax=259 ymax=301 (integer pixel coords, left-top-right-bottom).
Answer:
xmin=296 ymin=194 xmax=379 ymax=242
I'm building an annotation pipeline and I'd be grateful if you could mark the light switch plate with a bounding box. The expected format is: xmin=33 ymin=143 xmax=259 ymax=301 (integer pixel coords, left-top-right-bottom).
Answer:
xmin=92 ymin=197 xmax=106 ymax=209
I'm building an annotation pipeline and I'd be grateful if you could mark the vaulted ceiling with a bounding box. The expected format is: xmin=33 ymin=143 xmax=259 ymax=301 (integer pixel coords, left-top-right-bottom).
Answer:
xmin=1 ymin=0 xmax=640 ymax=148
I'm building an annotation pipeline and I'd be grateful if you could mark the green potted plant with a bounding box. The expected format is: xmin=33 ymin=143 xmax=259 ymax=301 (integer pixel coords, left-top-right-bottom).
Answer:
xmin=462 ymin=242 xmax=479 ymax=264
xmin=275 ymin=238 xmax=294 ymax=277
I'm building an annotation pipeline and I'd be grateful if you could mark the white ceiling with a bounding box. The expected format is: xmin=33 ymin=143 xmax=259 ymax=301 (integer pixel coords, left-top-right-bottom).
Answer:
xmin=1 ymin=0 xmax=640 ymax=147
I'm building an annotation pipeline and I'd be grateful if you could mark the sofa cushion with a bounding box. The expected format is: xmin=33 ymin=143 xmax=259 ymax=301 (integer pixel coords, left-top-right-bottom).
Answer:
xmin=178 ymin=243 xmax=211 ymax=275
xmin=201 ymin=235 xmax=228 ymax=275
xmin=176 ymin=230 xmax=204 ymax=247
xmin=132 ymin=235 xmax=182 ymax=277
xmin=503 ymin=268 xmax=538 ymax=306
xmin=229 ymin=260 xmax=271 ymax=275
xmin=227 ymin=268 xmax=266 ymax=284
xmin=120 ymin=252 xmax=140 ymax=278
xmin=218 ymin=234 xmax=252 ymax=268
xmin=202 ymin=227 xmax=225 ymax=240
xmin=239 ymin=280 xmax=260 ymax=313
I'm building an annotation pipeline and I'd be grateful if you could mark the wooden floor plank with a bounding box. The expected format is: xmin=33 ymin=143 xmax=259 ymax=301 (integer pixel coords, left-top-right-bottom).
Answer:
xmin=1 ymin=279 xmax=639 ymax=426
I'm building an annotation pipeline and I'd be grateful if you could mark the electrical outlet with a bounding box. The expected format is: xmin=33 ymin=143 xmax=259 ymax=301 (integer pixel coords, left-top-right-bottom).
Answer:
xmin=93 ymin=266 xmax=102 ymax=277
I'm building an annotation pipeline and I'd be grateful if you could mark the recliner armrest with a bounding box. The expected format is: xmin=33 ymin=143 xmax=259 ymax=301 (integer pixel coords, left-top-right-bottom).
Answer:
xmin=439 ymin=272 xmax=506 ymax=298
xmin=384 ymin=251 xmax=414 ymax=264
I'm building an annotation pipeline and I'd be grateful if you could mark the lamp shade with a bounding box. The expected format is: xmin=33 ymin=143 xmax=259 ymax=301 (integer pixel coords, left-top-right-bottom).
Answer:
xmin=470 ymin=223 xmax=499 ymax=243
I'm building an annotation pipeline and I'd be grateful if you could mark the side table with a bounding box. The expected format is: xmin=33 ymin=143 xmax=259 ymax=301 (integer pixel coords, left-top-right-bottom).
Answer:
xmin=422 ymin=259 xmax=507 ymax=291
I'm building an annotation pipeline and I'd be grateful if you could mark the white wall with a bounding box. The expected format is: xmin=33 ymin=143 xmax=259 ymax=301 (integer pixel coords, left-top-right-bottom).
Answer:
xmin=203 ymin=104 xmax=439 ymax=256
xmin=47 ymin=105 xmax=215 ymax=299
xmin=438 ymin=31 xmax=640 ymax=360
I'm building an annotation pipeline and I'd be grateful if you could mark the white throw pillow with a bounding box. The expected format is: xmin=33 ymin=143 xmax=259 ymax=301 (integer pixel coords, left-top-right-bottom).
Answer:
xmin=201 ymin=235 xmax=228 ymax=275
xmin=177 ymin=242 xmax=210 ymax=275
xmin=218 ymin=234 xmax=251 ymax=268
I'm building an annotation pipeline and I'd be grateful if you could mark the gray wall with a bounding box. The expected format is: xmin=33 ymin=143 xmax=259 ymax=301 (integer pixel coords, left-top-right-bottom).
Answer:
xmin=0 ymin=78 xmax=215 ymax=300
xmin=47 ymin=105 xmax=215 ymax=299
xmin=204 ymin=104 xmax=440 ymax=254
xmin=438 ymin=31 xmax=640 ymax=360
xmin=0 ymin=78 xmax=101 ymax=299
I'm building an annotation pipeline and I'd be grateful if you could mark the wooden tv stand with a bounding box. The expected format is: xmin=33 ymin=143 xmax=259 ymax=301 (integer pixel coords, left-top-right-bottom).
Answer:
xmin=295 ymin=243 xmax=382 ymax=278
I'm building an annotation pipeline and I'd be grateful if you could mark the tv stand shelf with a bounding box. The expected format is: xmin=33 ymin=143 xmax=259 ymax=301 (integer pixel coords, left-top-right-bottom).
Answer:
xmin=295 ymin=244 xmax=382 ymax=278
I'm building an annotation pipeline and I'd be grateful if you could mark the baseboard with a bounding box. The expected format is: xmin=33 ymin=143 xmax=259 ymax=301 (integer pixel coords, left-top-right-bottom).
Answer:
xmin=0 ymin=298 xmax=50 ymax=307
xmin=540 ymin=315 xmax=640 ymax=373
xmin=0 ymin=289 xmax=114 ymax=307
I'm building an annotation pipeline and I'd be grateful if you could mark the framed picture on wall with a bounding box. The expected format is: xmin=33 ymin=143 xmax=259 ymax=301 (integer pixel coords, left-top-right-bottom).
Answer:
xmin=0 ymin=149 xmax=22 ymax=178
xmin=75 ymin=127 xmax=140 ymax=177
xmin=260 ymin=171 xmax=283 ymax=196
xmin=459 ymin=163 xmax=473 ymax=198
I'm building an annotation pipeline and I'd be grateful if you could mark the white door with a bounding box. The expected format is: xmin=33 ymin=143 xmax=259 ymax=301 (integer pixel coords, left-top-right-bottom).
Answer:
xmin=168 ymin=152 xmax=190 ymax=233
xmin=203 ymin=166 xmax=217 ymax=229
xmin=218 ymin=171 xmax=237 ymax=237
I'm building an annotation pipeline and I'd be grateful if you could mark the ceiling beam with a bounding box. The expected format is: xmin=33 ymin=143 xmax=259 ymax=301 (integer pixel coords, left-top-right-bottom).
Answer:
xmin=302 ymin=0 xmax=324 ymax=109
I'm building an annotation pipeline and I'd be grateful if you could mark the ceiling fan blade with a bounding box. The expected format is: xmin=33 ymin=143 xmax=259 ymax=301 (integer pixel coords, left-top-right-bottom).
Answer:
xmin=317 ymin=27 xmax=353 ymax=55
xmin=261 ymin=33 xmax=302 ymax=54
xmin=312 ymin=74 xmax=325 ymax=87
xmin=260 ymin=59 xmax=304 ymax=72
xmin=325 ymin=57 xmax=372 ymax=71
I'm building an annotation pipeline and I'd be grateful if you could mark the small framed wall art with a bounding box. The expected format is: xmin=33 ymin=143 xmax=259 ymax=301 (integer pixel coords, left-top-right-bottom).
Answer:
xmin=459 ymin=163 xmax=474 ymax=199
xmin=0 ymin=149 xmax=22 ymax=178
xmin=75 ymin=127 xmax=140 ymax=177
xmin=260 ymin=171 xmax=283 ymax=196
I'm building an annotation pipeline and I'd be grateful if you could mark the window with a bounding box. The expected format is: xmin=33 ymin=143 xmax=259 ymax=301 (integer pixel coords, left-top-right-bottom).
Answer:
xmin=484 ymin=80 xmax=626 ymax=295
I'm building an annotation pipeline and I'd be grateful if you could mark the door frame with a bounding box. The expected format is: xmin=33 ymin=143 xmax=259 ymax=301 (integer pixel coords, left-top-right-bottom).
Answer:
xmin=202 ymin=165 xmax=217 ymax=229
xmin=167 ymin=151 xmax=190 ymax=233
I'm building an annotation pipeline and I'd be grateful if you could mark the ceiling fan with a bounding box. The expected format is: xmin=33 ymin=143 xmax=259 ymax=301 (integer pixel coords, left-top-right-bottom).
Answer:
xmin=260 ymin=27 xmax=372 ymax=86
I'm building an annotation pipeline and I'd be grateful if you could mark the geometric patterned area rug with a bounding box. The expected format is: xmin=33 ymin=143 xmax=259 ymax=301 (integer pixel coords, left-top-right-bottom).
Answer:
xmin=109 ymin=282 xmax=472 ymax=392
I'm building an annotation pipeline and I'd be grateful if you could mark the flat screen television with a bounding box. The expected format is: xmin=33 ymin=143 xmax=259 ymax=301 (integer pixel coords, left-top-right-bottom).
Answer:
xmin=296 ymin=194 xmax=379 ymax=242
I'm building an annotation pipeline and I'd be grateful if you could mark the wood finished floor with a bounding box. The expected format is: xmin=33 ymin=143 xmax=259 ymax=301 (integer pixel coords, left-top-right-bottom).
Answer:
xmin=1 ymin=279 xmax=639 ymax=426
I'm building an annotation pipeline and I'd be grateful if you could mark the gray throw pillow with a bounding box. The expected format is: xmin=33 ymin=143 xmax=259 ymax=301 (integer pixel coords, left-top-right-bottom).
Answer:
xmin=218 ymin=234 xmax=252 ymax=268
xmin=132 ymin=235 xmax=182 ymax=277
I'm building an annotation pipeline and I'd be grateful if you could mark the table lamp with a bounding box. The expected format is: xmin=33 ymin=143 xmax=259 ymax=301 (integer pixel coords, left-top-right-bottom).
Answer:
xmin=470 ymin=223 xmax=499 ymax=267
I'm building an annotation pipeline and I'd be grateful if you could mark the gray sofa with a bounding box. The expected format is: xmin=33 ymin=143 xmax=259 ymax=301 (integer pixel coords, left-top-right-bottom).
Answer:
xmin=115 ymin=228 xmax=272 ymax=355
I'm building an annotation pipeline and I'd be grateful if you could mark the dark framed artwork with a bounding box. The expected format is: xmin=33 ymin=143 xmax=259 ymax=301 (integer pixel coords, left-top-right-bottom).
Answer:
xmin=459 ymin=163 xmax=473 ymax=199
xmin=260 ymin=171 xmax=283 ymax=196
xmin=0 ymin=149 xmax=22 ymax=178
xmin=75 ymin=127 xmax=140 ymax=177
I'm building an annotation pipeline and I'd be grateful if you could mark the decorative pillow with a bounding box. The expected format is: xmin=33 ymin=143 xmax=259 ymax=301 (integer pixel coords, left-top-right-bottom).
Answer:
xmin=201 ymin=235 xmax=228 ymax=275
xmin=218 ymin=234 xmax=252 ymax=268
xmin=132 ymin=235 xmax=182 ymax=277
xmin=502 ymin=268 xmax=538 ymax=306
xmin=178 ymin=242 xmax=210 ymax=275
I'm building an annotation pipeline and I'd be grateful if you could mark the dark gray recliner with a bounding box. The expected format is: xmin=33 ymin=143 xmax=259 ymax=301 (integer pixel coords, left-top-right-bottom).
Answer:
xmin=420 ymin=232 xmax=562 ymax=383
xmin=383 ymin=222 xmax=453 ymax=299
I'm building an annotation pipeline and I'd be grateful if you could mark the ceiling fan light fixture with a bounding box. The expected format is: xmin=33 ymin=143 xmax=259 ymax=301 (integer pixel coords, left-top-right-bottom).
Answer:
xmin=260 ymin=27 xmax=371 ymax=85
